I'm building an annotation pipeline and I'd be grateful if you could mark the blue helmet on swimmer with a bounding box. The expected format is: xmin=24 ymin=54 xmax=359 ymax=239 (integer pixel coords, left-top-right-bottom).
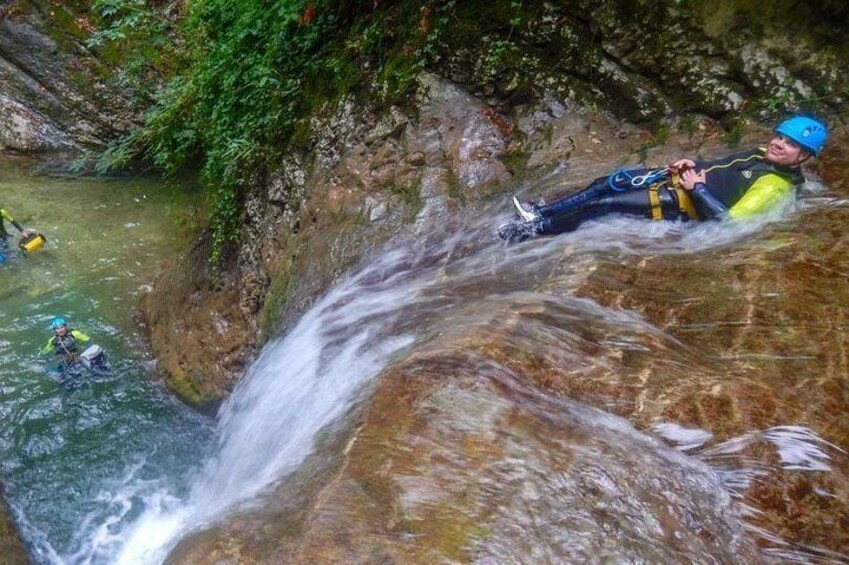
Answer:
xmin=775 ymin=116 xmax=828 ymax=156
xmin=51 ymin=316 xmax=67 ymax=330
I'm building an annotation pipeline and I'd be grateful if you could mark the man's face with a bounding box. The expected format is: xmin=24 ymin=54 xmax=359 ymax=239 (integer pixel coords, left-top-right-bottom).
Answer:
xmin=55 ymin=325 xmax=67 ymax=337
xmin=765 ymin=134 xmax=811 ymax=166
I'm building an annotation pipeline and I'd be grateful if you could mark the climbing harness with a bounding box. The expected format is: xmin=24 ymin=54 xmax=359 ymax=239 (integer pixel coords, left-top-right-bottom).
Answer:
xmin=647 ymin=185 xmax=663 ymax=220
xmin=56 ymin=333 xmax=78 ymax=360
xmin=607 ymin=168 xmax=670 ymax=192
xmin=644 ymin=172 xmax=698 ymax=221
xmin=606 ymin=167 xmax=691 ymax=221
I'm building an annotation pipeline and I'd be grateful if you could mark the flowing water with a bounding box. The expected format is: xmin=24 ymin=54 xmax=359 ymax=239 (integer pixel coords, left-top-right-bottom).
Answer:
xmin=124 ymin=159 xmax=849 ymax=561
xmin=2 ymin=145 xmax=849 ymax=563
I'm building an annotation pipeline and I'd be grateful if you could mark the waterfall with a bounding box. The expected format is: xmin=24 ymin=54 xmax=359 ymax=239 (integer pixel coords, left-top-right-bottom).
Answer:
xmin=109 ymin=211 xmax=748 ymax=563
xmin=69 ymin=197 xmax=832 ymax=564
xmin=114 ymin=246 xmax=430 ymax=563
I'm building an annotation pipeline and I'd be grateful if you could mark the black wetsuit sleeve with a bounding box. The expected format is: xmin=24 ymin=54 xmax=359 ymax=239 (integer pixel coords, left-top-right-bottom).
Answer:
xmin=11 ymin=220 xmax=23 ymax=232
xmin=690 ymin=183 xmax=728 ymax=220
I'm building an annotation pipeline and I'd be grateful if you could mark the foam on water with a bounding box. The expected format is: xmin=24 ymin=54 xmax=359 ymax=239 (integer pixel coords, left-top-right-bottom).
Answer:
xmin=115 ymin=249 xmax=423 ymax=563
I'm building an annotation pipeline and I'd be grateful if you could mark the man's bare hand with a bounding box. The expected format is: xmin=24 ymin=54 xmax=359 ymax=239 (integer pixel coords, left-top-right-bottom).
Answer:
xmin=669 ymin=159 xmax=696 ymax=173
xmin=680 ymin=168 xmax=706 ymax=190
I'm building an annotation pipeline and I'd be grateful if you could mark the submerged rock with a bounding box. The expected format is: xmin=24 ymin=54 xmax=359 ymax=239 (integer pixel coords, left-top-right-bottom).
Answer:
xmin=0 ymin=483 xmax=27 ymax=564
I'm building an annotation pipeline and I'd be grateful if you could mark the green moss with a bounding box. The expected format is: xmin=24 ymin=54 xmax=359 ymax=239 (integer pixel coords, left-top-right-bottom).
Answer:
xmin=46 ymin=4 xmax=84 ymax=38
xmin=407 ymin=507 xmax=490 ymax=561
xmin=390 ymin=175 xmax=423 ymax=218
xmin=168 ymin=367 xmax=204 ymax=406
xmin=502 ymin=148 xmax=529 ymax=178
xmin=724 ymin=117 xmax=744 ymax=148
xmin=445 ymin=167 xmax=465 ymax=204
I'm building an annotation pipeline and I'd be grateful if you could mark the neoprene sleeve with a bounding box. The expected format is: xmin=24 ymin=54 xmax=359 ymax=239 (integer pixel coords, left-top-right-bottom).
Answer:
xmin=691 ymin=184 xmax=728 ymax=219
xmin=1 ymin=209 xmax=23 ymax=232
xmin=727 ymin=174 xmax=795 ymax=219
xmin=692 ymin=173 xmax=795 ymax=220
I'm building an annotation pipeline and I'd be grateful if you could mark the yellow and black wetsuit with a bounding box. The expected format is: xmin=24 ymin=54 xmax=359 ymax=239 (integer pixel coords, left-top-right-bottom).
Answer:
xmin=0 ymin=208 xmax=24 ymax=240
xmin=689 ymin=148 xmax=804 ymax=219
xmin=534 ymin=147 xmax=803 ymax=235
xmin=43 ymin=329 xmax=91 ymax=365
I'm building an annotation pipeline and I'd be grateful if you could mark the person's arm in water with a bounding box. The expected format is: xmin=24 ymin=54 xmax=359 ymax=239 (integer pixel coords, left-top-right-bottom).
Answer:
xmin=691 ymin=184 xmax=727 ymax=218
xmin=71 ymin=330 xmax=91 ymax=345
xmin=1 ymin=209 xmax=25 ymax=233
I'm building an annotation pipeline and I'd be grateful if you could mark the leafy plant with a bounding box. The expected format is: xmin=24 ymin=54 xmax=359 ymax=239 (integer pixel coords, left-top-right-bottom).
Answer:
xmin=90 ymin=0 xmax=439 ymax=267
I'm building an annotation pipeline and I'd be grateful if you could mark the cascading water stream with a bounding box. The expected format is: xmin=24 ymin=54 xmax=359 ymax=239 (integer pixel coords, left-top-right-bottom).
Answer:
xmin=115 ymin=248 xmax=425 ymax=562
xmin=3 ymin=151 xmax=847 ymax=563
xmin=109 ymin=200 xmax=808 ymax=562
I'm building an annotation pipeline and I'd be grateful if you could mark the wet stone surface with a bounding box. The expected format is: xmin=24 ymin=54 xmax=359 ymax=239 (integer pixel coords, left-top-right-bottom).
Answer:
xmin=165 ymin=131 xmax=849 ymax=565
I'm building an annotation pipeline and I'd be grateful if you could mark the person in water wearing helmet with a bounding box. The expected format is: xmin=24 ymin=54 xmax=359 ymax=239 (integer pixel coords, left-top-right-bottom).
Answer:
xmin=42 ymin=317 xmax=91 ymax=368
xmin=499 ymin=116 xmax=828 ymax=242
xmin=0 ymin=208 xmax=34 ymax=247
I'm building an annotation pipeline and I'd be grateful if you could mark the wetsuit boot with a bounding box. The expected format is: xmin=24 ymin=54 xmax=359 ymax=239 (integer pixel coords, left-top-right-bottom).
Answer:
xmin=497 ymin=220 xmax=543 ymax=243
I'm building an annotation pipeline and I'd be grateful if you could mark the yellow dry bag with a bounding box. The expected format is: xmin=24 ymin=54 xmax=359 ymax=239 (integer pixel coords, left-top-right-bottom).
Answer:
xmin=19 ymin=233 xmax=46 ymax=253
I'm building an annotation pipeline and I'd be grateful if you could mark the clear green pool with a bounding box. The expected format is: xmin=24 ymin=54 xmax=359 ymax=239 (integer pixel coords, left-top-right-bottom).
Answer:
xmin=0 ymin=154 xmax=213 ymax=563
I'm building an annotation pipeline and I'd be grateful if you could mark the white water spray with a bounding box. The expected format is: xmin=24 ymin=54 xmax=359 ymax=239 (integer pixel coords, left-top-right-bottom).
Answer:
xmin=115 ymin=249 xmax=425 ymax=563
xmin=100 ymin=199 xmax=801 ymax=563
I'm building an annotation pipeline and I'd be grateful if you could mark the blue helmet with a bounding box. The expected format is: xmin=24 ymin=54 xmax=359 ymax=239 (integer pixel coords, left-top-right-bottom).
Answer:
xmin=775 ymin=116 xmax=828 ymax=156
xmin=51 ymin=316 xmax=67 ymax=330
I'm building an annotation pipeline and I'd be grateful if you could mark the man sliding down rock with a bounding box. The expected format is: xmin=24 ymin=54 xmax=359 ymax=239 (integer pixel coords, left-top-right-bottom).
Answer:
xmin=499 ymin=116 xmax=828 ymax=243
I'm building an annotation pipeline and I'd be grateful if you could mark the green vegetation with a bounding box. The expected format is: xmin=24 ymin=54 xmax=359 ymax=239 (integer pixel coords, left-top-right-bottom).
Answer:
xmin=90 ymin=0 xmax=440 ymax=265
xmin=87 ymin=0 xmax=547 ymax=265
